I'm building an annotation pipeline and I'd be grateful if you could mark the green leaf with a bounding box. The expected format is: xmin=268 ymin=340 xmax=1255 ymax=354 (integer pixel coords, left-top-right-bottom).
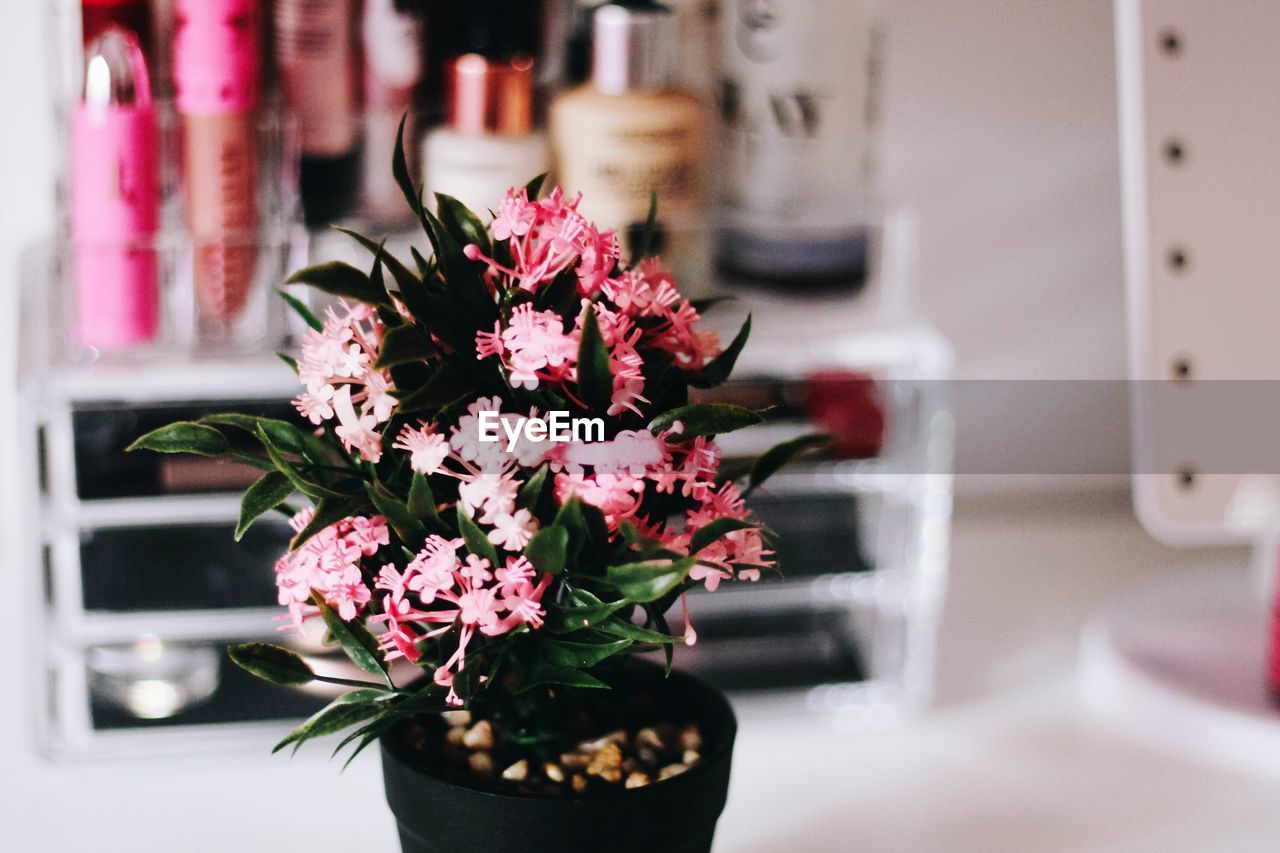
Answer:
xmin=605 ymin=556 xmax=697 ymax=603
xmin=315 ymin=600 xmax=386 ymax=678
xmin=517 ymin=464 xmax=550 ymax=512
xmin=543 ymin=638 xmax=633 ymax=668
xmin=435 ymin=192 xmax=491 ymax=255
xmin=202 ymin=414 xmax=328 ymax=463
xmin=745 ymin=433 xmax=833 ymax=496
xmin=524 ymin=524 xmax=568 ymax=575
xmin=576 ymin=304 xmax=613 ymax=412
xmin=525 ymin=172 xmax=547 ymax=200
xmin=456 ymin=506 xmax=498 ymax=566
xmin=367 ymin=483 xmax=427 ymax=550
xmin=689 ymin=314 xmax=751 ymax=388
xmin=127 ymin=422 xmax=228 ymax=456
xmin=647 ymin=403 xmax=763 ymax=439
xmin=334 ymin=226 xmax=422 ymax=294
xmin=228 ymin=643 xmax=314 ymax=686
xmin=554 ymin=495 xmax=589 ymax=566
xmin=517 ymin=663 xmax=610 ymax=693
xmin=255 ymin=425 xmax=346 ymax=500
xmin=595 ymin=615 xmax=684 ymax=645
xmin=286 ymin=260 xmax=392 ymax=308
xmin=408 ymin=472 xmax=442 ymax=527
xmin=278 ymin=289 xmax=323 ymax=331
xmin=236 ymin=471 xmax=296 ymax=541
xmin=374 ymin=324 xmax=435 ymax=369
xmin=278 ymin=352 xmax=299 ymax=373
xmin=392 ymin=114 xmax=423 ymax=219
xmin=689 ymin=517 xmax=760 ymax=554
xmin=631 ymin=189 xmax=659 ymax=264
xmin=545 ymin=587 xmax=627 ymax=634
xmin=272 ymin=689 xmax=386 ymax=755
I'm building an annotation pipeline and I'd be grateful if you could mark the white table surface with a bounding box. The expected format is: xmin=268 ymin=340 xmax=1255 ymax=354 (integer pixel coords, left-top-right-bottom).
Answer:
xmin=4 ymin=489 xmax=1276 ymax=852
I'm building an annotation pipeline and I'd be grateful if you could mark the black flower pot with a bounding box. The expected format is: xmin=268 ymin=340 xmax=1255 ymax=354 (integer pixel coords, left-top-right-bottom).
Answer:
xmin=380 ymin=663 xmax=737 ymax=853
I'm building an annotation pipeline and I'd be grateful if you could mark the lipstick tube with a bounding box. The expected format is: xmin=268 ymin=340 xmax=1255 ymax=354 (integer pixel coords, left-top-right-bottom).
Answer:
xmin=71 ymin=28 xmax=160 ymax=350
xmin=173 ymin=0 xmax=261 ymax=330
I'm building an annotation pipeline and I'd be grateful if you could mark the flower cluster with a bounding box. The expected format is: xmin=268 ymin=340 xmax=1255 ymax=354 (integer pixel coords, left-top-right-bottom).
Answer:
xmin=137 ymin=176 xmax=812 ymax=757
xmin=470 ymin=189 xmax=718 ymax=414
xmin=274 ymin=511 xmax=390 ymax=627
xmin=373 ymin=536 xmax=550 ymax=705
xmin=294 ymin=301 xmax=396 ymax=463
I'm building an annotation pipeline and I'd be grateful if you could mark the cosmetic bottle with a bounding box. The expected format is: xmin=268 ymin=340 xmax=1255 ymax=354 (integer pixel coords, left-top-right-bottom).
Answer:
xmin=715 ymin=0 xmax=885 ymax=287
xmin=549 ymin=2 xmax=704 ymax=273
xmin=422 ymin=54 xmax=550 ymax=216
xmin=71 ymin=28 xmax=160 ymax=351
xmin=173 ymin=0 xmax=261 ymax=338
xmin=275 ymin=0 xmax=360 ymax=226
xmin=81 ymin=0 xmax=153 ymax=60
xmin=361 ymin=0 xmax=427 ymax=224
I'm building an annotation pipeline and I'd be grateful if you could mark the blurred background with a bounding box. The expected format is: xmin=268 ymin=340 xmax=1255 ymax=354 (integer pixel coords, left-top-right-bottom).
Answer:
xmin=2 ymin=1 xmax=1278 ymax=851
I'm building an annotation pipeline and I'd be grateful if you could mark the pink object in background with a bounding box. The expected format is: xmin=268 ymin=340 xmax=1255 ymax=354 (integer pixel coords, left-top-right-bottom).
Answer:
xmin=71 ymin=28 xmax=160 ymax=350
xmin=173 ymin=0 xmax=261 ymax=326
xmin=1271 ymin=549 xmax=1280 ymax=704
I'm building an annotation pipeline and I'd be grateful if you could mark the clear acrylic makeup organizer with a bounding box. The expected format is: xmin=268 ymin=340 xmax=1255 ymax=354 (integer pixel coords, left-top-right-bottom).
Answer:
xmin=17 ymin=0 xmax=951 ymax=759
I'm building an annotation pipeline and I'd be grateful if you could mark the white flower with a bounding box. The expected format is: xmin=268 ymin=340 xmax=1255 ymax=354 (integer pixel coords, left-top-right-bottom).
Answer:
xmin=487 ymin=509 xmax=538 ymax=551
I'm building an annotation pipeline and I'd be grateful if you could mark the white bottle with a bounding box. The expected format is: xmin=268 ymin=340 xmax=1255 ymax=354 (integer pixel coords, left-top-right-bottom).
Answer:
xmin=716 ymin=0 xmax=886 ymax=286
xmin=422 ymin=54 xmax=550 ymax=217
xmin=549 ymin=3 xmax=707 ymax=286
xmin=361 ymin=0 xmax=427 ymax=224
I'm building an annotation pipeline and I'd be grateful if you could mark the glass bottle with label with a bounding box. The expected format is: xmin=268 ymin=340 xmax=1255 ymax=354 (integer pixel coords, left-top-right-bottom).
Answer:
xmin=422 ymin=53 xmax=550 ymax=217
xmin=549 ymin=2 xmax=706 ymax=284
xmin=715 ymin=0 xmax=885 ymax=287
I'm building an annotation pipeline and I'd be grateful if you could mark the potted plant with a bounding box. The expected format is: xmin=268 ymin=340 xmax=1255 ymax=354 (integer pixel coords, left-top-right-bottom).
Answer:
xmin=130 ymin=125 xmax=823 ymax=853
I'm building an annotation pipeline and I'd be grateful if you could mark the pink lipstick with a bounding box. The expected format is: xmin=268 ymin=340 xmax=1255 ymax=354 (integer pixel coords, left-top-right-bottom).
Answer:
xmin=71 ymin=28 xmax=160 ymax=350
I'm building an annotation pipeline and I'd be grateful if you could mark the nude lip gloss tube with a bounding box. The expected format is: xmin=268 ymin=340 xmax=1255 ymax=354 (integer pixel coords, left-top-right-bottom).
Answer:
xmin=173 ymin=0 xmax=261 ymax=333
xmin=71 ymin=28 xmax=160 ymax=350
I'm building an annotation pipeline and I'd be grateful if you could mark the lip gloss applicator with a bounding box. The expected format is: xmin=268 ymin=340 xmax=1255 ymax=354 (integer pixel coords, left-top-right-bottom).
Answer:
xmin=173 ymin=0 xmax=261 ymax=339
xmin=71 ymin=28 xmax=160 ymax=351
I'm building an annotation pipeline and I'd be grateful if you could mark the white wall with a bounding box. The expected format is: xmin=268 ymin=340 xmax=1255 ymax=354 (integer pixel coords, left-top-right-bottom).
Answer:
xmin=879 ymin=0 xmax=1128 ymax=479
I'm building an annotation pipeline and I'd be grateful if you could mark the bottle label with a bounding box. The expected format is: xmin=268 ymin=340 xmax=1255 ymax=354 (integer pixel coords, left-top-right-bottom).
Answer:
xmin=716 ymin=0 xmax=882 ymax=232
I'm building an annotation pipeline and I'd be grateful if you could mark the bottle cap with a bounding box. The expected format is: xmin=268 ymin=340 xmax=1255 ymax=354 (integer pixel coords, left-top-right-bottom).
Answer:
xmin=83 ymin=27 xmax=152 ymax=115
xmin=591 ymin=2 xmax=678 ymax=95
xmin=447 ymin=53 xmax=535 ymax=137
xmin=173 ymin=0 xmax=260 ymax=115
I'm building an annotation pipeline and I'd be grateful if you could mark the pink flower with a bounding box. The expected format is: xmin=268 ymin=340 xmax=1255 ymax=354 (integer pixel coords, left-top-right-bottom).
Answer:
xmin=394 ymin=422 xmax=450 ymax=475
xmin=325 ymin=566 xmax=372 ymax=620
xmin=490 ymin=187 xmax=538 ymax=241
xmin=487 ymin=508 xmax=537 ymax=551
xmin=332 ymin=385 xmax=383 ymax=463
xmin=477 ymin=304 xmax=578 ymax=391
xmin=294 ymin=385 xmax=335 ymax=425
xmin=273 ymin=511 xmax=389 ymax=631
xmin=458 ymin=473 xmax=518 ymax=524
xmin=555 ymin=471 xmax=644 ymax=528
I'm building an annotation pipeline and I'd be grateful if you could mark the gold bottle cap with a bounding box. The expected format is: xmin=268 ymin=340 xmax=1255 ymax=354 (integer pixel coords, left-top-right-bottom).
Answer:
xmin=448 ymin=53 xmax=535 ymax=137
